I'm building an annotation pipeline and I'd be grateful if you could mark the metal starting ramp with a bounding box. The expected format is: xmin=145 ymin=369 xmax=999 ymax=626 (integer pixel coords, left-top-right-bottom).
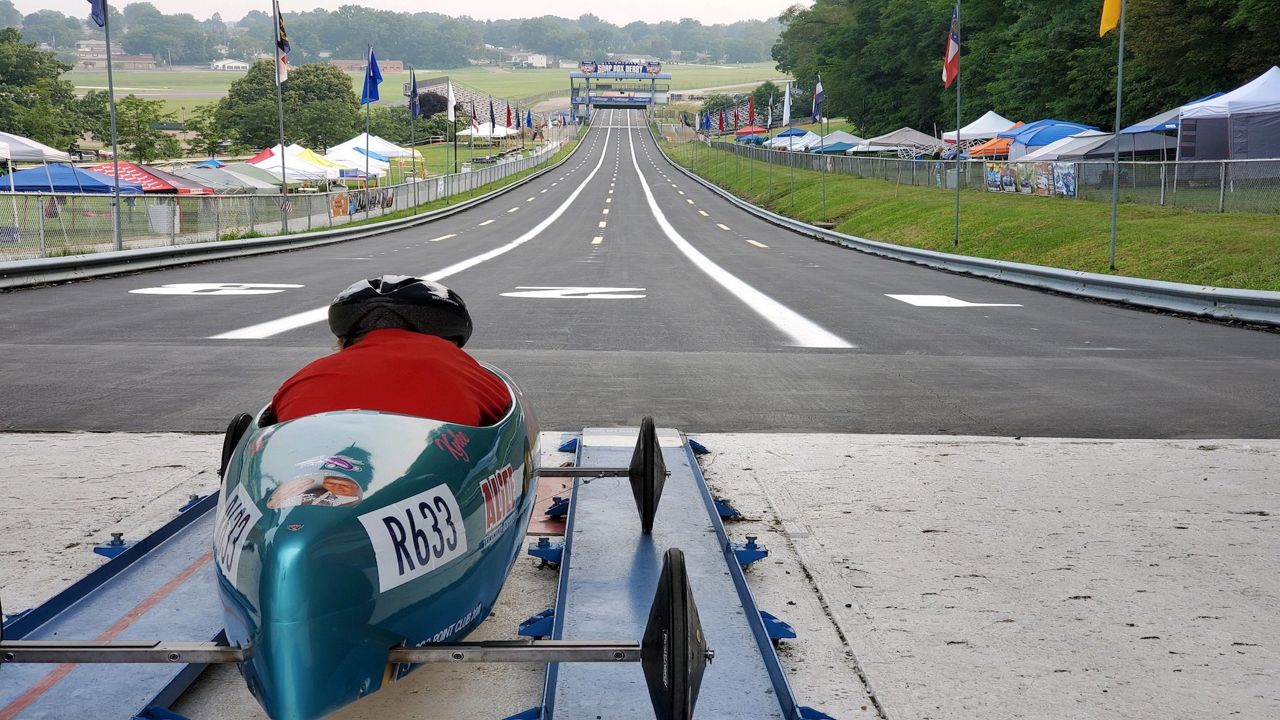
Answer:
xmin=519 ymin=427 xmax=827 ymax=720
xmin=0 ymin=495 xmax=222 ymax=720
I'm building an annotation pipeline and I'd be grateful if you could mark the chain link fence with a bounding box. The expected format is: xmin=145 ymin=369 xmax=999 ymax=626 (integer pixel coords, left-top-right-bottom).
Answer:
xmin=704 ymin=141 xmax=1280 ymax=215
xmin=0 ymin=139 xmax=567 ymax=262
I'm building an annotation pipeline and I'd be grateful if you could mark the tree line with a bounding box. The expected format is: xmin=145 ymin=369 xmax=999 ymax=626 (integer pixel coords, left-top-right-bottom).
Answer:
xmin=0 ymin=0 xmax=779 ymax=69
xmin=0 ymin=29 xmax=462 ymax=161
xmin=771 ymin=0 xmax=1280 ymax=136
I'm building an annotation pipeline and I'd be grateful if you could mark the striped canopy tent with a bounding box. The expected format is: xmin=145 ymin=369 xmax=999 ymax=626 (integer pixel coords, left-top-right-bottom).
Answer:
xmin=85 ymin=161 xmax=212 ymax=194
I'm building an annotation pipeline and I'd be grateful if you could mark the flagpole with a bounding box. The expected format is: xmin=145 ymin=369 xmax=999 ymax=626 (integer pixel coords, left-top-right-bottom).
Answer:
xmin=953 ymin=0 xmax=962 ymax=248
xmin=1108 ymin=0 xmax=1127 ymax=271
xmin=102 ymin=0 xmax=122 ymax=250
xmin=817 ymin=75 xmax=826 ymax=221
xmin=271 ymin=0 xmax=288 ymax=233
xmin=364 ymin=45 xmax=371 ymax=221
xmin=409 ymin=68 xmax=417 ymax=208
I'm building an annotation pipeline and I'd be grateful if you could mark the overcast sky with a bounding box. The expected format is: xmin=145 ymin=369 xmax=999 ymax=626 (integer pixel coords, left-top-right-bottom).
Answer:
xmin=17 ymin=0 xmax=804 ymax=26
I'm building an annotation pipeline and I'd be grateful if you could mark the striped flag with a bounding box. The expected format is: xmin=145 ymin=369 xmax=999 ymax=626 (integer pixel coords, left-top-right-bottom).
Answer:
xmin=812 ymin=73 xmax=825 ymax=120
xmin=942 ymin=4 xmax=960 ymax=89
xmin=273 ymin=0 xmax=290 ymax=83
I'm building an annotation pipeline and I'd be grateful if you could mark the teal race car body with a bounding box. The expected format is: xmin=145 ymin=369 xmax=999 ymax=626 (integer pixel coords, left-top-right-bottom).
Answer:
xmin=212 ymin=367 xmax=537 ymax=720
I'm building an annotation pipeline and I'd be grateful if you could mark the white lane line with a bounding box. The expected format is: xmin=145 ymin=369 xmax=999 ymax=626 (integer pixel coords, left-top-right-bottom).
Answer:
xmin=886 ymin=294 xmax=1023 ymax=308
xmin=552 ymin=182 xmax=558 ymax=186
xmin=479 ymin=219 xmax=496 ymax=226
xmin=687 ymin=199 xmax=695 ymax=205
xmin=678 ymin=191 xmax=685 ymax=195
xmin=746 ymin=239 xmax=769 ymax=248
xmin=540 ymin=188 xmax=548 ymax=193
xmin=602 ymin=209 xmax=609 ymax=214
xmin=716 ymin=223 xmax=731 ymax=231
xmin=608 ymin=189 xmax=613 ymax=194
xmin=606 ymin=198 xmax=612 ymax=203
xmin=428 ymin=234 xmax=456 ymax=242
xmin=526 ymin=197 xmax=535 ymax=202
xmin=598 ymin=221 xmax=607 ymax=228
xmin=698 ymin=210 xmax=709 ymax=217
xmin=592 ymin=236 xmax=603 ymax=245
xmin=625 ymin=128 xmax=852 ymax=349
xmin=212 ymin=125 xmax=616 ymax=340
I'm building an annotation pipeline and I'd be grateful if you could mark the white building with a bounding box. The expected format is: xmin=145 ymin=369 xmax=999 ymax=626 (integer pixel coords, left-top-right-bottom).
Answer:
xmin=210 ymin=58 xmax=250 ymax=71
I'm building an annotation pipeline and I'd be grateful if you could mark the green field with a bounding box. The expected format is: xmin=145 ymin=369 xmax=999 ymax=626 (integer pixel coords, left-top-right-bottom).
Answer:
xmin=65 ymin=62 xmax=786 ymax=116
xmin=663 ymin=139 xmax=1280 ymax=291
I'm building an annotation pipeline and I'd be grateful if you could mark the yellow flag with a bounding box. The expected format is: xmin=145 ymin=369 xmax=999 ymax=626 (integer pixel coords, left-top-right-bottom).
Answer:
xmin=1100 ymin=0 xmax=1122 ymax=36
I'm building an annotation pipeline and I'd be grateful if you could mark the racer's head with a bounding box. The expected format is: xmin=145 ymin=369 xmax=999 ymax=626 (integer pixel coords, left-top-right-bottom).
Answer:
xmin=328 ymin=275 xmax=473 ymax=347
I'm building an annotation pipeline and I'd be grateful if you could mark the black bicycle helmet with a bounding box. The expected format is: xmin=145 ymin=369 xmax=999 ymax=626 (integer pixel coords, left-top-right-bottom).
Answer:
xmin=328 ymin=275 xmax=473 ymax=346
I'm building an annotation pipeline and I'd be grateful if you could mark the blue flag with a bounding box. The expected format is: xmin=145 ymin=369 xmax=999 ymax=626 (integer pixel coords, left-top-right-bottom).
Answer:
xmin=87 ymin=0 xmax=106 ymax=27
xmin=409 ymin=68 xmax=419 ymax=118
xmin=360 ymin=48 xmax=382 ymax=105
xmin=488 ymin=99 xmax=496 ymax=129
xmin=526 ymin=109 xmax=533 ymax=128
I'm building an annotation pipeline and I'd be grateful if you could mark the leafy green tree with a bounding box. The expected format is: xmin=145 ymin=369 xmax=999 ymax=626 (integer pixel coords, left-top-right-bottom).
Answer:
xmin=115 ymin=95 xmax=182 ymax=162
xmin=0 ymin=27 xmax=82 ymax=146
xmin=19 ymin=10 xmax=81 ymax=50
xmin=218 ymin=60 xmax=359 ymax=150
xmin=184 ymin=103 xmax=229 ymax=157
xmin=0 ymin=0 xmax=21 ymax=29
xmin=751 ymin=81 xmax=783 ymax=125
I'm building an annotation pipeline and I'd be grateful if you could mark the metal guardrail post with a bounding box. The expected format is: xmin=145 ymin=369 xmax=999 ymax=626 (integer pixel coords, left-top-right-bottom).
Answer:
xmin=37 ymin=195 xmax=45 ymax=257
xmin=1219 ymin=162 xmax=1227 ymax=213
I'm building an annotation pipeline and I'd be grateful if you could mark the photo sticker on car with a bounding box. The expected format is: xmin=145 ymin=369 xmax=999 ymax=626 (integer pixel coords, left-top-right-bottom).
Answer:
xmin=358 ymin=484 xmax=468 ymax=592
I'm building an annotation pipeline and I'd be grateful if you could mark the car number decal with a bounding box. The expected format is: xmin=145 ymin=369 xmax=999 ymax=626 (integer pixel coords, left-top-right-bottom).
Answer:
xmin=359 ymin=484 xmax=468 ymax=592
xmin=214 ymin=483 xmax=263 ymax=581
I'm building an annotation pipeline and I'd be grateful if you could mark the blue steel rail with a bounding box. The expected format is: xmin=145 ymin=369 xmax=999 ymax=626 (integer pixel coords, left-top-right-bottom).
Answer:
xmin=532 ymin=427 xmax=803 ymax=720
xmin=0 ymin=494 xmax=222 ymax=720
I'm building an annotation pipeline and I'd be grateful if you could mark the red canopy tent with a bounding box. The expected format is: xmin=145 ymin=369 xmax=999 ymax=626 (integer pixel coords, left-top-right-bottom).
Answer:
xmin=85 ymin=161 xmax=212 ymax=194
xmin=735 ymin=125 xmax=767 ymax=136
xmin=246 ymin=147 xmax=274 ymax=164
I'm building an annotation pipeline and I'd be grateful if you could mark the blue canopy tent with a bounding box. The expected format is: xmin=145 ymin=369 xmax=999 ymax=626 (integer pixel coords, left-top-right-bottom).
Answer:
xmin=813 ymin=141 xmax=854 ymax=154
xmin=1005 ymin=120 xmax=1098 ymax=159
xmin=775 ymin=127 xmax=807 ymax=138
xmin=735 ymin=134 xmax=767 ymax=144
xmin=5 ymin=164 xmax=143 ymax=194
xmin=353 ymin=146 xmax=391 ymax=163
xmin=193 ymin=159 xmax=225 ymax=168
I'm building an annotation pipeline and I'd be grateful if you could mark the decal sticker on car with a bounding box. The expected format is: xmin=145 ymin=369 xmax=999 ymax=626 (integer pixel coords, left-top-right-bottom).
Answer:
xmin=480 ymin=463 xmax=522 ymax=536
xmin=434 ymin=428 xmax=470 ymax=462
xmin=214 ymin=483 xmax=263 ymax=581
xmin=267 ymin=473 xmax=364 ymax=509
xmin=358 ymin=484 xmax=468 ymax=592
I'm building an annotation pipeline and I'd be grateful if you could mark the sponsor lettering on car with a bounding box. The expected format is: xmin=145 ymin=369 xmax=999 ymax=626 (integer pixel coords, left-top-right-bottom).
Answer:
xmin=479 ymin=463 xmax=522 ymax=536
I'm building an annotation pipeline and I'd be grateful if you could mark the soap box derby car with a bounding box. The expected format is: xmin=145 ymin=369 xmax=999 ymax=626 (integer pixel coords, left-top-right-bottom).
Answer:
xmin=0 ymin=363 xmax=710 ymax=720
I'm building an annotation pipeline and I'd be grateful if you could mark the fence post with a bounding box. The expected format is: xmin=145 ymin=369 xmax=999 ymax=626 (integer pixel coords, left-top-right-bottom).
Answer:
xmin=307 ymin=195 xmax=312 ymax=232
xmin=1218 ymin=161 xmax=1226 ymax=213
xmin=215 ymin=201 xmax=221 ymax=242
xmin=326 ymin=189 xmax=333 ymax=228
xmin=170 ymin=198 xmax=177 ymax=245
xmin=37 ymin=194 xmax=45 ymax=257
xmin=1159 ymin=163 xmax=1166 ymax=206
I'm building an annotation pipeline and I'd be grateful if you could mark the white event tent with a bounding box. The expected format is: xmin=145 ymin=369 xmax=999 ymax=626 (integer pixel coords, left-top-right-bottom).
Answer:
xmin=457 ymin=123 xmax=519 ymax=139
xmin=0 ymin=131 xmax=72 ymax=163
xmin=248 ymin=145 xmax=337 ymax=181
xmin=820 ymin=130 xmax=865 ymax=146
xmin=943 ymin=110 xmax=1016 ymax=143
xmin=331 ymin=133 xmax=420 ymax=159
xmin=1179 ymin=66 xmax=1280 ymax=160
xmin=765 ymin=131 xmax=821 ymax=150
xmin=325 ymin=148 xmax=389 ymax=177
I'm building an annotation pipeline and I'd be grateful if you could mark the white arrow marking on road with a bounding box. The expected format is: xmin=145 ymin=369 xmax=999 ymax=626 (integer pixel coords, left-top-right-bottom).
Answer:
xmin=210 ymin=124 xmax=617 ymax=340
xmin=886 ymin=294 xmax=1023 ymax=307
xmin=131 ymin=283 xmax=303 ymax=296
xmin=500 ymin=286 xmax=645 ymax=299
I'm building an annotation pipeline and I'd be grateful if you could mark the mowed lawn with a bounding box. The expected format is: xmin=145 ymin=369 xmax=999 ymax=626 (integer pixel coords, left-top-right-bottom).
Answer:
xmin=663 ymin=140 xmax=1280 ymax=291
xmin=65 ymin=62 xmax=786 ymax=115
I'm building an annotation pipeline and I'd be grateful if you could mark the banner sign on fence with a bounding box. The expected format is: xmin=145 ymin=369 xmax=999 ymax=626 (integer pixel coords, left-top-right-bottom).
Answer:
xmin=985 ymin=162 xmax=1075 ymax=198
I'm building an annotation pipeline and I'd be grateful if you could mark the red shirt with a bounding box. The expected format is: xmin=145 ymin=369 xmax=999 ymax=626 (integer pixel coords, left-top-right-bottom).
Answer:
xmin=272 ymin=329 xmax=511 ymax=426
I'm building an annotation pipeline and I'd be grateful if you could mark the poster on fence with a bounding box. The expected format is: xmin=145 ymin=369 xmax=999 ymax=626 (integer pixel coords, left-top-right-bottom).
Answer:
xmin=985 ymin=162 xmax=1076 ymax=198
xmin=1052 ymin=162 xmax=1076 ymax=197
xmin=331 ymin=193 xmax=349 ymax=218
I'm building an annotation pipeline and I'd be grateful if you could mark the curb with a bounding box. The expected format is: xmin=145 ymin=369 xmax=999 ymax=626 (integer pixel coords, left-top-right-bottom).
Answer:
xmin=651 ymin=129 xmax=1280 ymax=328
xmin=0 ymin=141 xmax=582 ymax=290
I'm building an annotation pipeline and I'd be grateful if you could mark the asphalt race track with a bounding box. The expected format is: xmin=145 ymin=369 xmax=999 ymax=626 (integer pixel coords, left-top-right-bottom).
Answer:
xmin=2 ymin=109 xmax=1278 ymax=436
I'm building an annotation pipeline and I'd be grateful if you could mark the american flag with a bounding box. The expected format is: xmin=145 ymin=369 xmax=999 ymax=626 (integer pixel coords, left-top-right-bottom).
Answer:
xmin=942 ymin=4 xmax=960 ymax=89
